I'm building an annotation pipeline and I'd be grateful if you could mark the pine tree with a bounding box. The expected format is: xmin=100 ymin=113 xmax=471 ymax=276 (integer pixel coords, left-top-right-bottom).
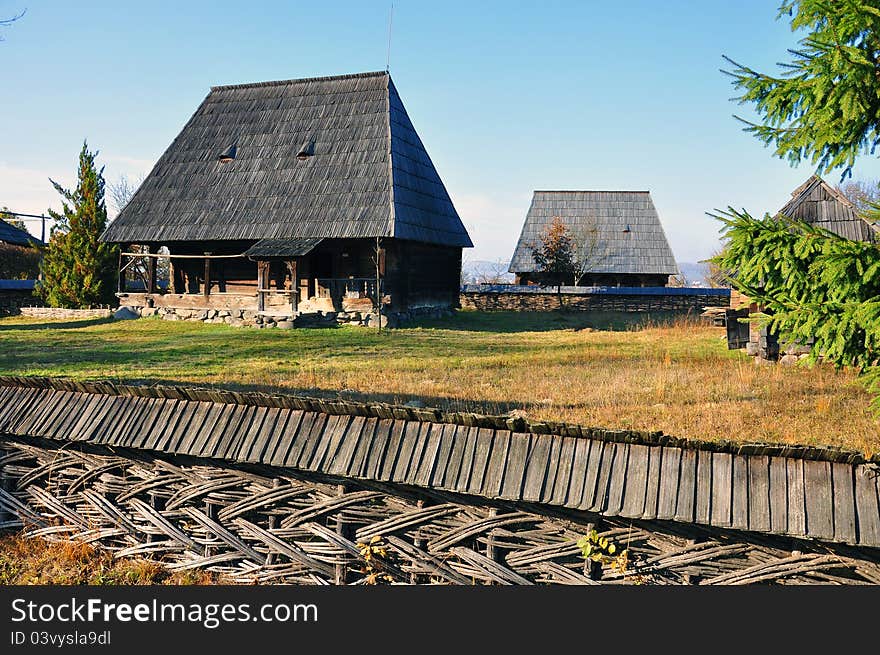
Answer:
xmin=36 ymin=142 xmax=119 ymax=308
xmin=723 ymin=1 xmax=880 ymax=177
xmin=532 ymin=217 xmax=576 ymax=307
xmin=717 ymin=1 xmax=880 ymax=406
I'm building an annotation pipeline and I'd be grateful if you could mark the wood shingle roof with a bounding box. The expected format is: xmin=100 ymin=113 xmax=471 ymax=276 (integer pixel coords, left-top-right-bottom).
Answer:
xmin=508 ymin=190 xmax=679 ymax=276
xmin=102 ymin=71 xmax=472 ymax=248
xmin=0 ymin=218 xmax=41 ymax=248
xmin=777 ymin=175 xmax=877 ymax=242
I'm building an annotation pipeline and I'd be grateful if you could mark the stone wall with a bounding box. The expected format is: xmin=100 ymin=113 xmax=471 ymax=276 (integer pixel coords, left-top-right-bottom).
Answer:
xmin=122 ymin=303 xmax=453 ymax=329
xmin=460 ymin=285 xmax=730 ymax=313
xmin=18 ymin=306 xmax=111 ymax=320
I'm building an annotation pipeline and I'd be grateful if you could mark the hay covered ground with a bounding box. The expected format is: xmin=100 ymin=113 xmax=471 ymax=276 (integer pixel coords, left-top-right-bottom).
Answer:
xmin=0 ymin=310 xmax=877 ymax=454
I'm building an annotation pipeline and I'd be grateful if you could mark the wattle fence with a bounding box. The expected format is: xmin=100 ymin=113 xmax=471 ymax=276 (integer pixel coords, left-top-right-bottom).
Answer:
xmin=1 ymin=377 xmax=878 ymax=585
xmin=459 ymin=285 xmax=730 ymax=313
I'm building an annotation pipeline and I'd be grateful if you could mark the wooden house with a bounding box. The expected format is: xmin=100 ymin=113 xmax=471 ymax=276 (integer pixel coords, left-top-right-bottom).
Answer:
xmin=730 ymin=175 xmax=879 ymax=355
xmin=0 ymin=217 xmax=42 ymax=281
xmin=101 ymin=71 xmax=472 ymax=320
xmin=776 ymin=174 xmax=877 ymax=241
xmin=508 ymin=190 xmax=679 ymax=287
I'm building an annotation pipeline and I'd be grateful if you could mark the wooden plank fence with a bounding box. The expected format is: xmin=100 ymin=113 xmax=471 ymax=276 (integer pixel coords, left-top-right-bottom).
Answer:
xmin=0 ymin=377 xmax=879 ymax=584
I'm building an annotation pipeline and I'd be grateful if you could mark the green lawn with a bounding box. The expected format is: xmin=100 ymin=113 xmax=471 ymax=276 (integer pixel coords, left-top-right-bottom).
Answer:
xmin=1 ymin=311 xmax=877 ymax=454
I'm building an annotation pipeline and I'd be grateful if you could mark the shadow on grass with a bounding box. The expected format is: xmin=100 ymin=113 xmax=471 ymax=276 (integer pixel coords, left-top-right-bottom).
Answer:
xmin=0 ymin=317 xmax=116 ymax=331
xmin=103 ymin=376 xmax=530 ymax=417
xmin=406 ymin=310 xmax=699 ymax=333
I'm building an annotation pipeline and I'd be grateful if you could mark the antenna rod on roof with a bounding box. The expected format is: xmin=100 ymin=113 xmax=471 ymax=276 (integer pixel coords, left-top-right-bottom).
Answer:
xmin=386 ymin=3 xmax=394 ymax=73
xmin=1 ymin=210 xmax=50 ymax=242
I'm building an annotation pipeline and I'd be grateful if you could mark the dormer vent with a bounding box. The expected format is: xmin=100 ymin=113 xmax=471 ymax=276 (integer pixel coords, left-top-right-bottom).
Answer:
xmin=296 ymin=141 xmax=314 ymax=161
xmin=218 ymin=144 xmax=237 ymax=163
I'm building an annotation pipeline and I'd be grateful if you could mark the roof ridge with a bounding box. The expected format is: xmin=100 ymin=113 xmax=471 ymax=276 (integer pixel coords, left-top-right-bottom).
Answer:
xmin=211 ymin=70 xmax=389 ymax=91
xmin=789 ymin=174 xmax=822 ymax=198
xmin=533 ymin=190 xmax=651 ymax=194
xmin=782 ymin=174 xmax=858 ymax=212
xmin=815 ymin=176 xmax=857 ymax=209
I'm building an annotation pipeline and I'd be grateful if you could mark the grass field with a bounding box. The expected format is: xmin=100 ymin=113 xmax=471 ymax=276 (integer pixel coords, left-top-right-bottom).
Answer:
xmin=1 ymin=310 xmax=878 ymax=454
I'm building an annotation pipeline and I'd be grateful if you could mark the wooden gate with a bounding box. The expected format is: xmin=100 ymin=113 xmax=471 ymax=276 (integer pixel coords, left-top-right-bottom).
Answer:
xmin=726 ymin=308 xmax=750 ymax=350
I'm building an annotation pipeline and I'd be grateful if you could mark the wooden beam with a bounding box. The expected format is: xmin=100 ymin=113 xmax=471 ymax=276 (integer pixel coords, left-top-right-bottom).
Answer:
xmin=288 ymin=259 xmax=298 ymax=311
xmin=203 ymin=254 xmax=211 ymax=298
xmin=117 ymin=249 xmax=126 ymax=293
xmin=257 ymin=261 xmax=266 ymax=312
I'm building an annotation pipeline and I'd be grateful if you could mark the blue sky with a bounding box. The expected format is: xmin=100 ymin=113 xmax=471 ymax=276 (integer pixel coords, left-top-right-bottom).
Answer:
xmin=3 ymin=1 xmax=880 ymax=264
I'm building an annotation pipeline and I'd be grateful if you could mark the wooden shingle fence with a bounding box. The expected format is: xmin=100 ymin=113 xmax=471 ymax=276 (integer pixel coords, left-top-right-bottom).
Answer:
xmin=1 ymin=377 xmax=879 ymax=584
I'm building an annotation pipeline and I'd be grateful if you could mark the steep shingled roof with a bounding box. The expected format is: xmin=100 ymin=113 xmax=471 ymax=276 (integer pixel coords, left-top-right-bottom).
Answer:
xmin=508 ymin=191 xmax=679 ymax=276
xmin=101 ymin=71 xmax=471 ymax=248
xmin=777 ymin=175 xmax=877 ymax=242
xmin=0 ymin=218 xmax=42 ymax=248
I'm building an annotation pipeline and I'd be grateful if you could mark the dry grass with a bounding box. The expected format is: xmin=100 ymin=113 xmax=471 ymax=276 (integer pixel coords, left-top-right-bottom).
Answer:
xmin=0 ymin=532 xmax=220 ymax=585
xmin=0 ymin=310 xmax=878 ymax=454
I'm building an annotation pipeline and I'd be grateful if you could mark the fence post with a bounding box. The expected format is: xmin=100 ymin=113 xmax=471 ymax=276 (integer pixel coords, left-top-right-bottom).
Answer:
xmin=0 ymin=445 xmax=11 ymax=525
xmin=265 ymin=478 xmax=283 ymax=566
xmin=584 ymin=521 xmax=603 ymax=581
xmin=334 ymin=484 xmax=350 ymax=585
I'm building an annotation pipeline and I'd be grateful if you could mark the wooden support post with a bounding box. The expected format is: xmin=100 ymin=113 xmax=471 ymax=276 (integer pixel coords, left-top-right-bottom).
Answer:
xmin=266 ymin=515 xmax=279 ymax=566
xmin=203 ymin=253 xmax=211 ymax=298
xmin=266 ymin=479 xmax=283 ymax=566
xmin=485 ymin=508 xmax=499 ymax=565
xmin=147 ymin=247 xmax=157 ymax=294
xmin=484 ymin=507 xmax=501 ymax=585
xmin=287 ymin=259 xmax=298 ymax=312
xmin=257 ymin=261 xmax=266 ymax=312
xmin=335 ymin=484 xmax=349 ymax=585
xmin=410 ymin=534 xmax=425 ymax=584
xmin=298 ymin=257 xmax=310 ymax=306
xmin=0 ymin=448 xmax=11 ymax=525
xmin=204 ymin=499 xmax=217 ymax=557
xmin=146 ymin=492 xmax=160 ymax=543
xmin=117 ymin=251 xmax=126 ymax=293
xmin=683 ymin=538 xmax=699 ymax=585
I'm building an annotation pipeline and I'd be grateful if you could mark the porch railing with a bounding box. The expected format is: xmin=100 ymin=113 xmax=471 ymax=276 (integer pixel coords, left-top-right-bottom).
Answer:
xmin=315 ymin=278 xmax=382 ymax=301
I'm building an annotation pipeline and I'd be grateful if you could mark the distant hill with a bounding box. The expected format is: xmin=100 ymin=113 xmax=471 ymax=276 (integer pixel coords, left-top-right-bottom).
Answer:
xmin=677 ymin=261 xmax=711 ymax=287
xmin=462 ymin=259 xmax=515 ymax=284
xmin=463 ymin=259 xmax=720 ymax=287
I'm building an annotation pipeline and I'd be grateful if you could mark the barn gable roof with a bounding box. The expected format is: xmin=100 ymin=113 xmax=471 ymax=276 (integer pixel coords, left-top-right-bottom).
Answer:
xmin=508 ymin=190 xmax=679 ymax=276
xmin=776 ymin=174 xmax=877 ymax=242
xmin=101 ymin=71 xmax=471 ymax=248
xmin=0 ymin=218 xmax=42 ymax=248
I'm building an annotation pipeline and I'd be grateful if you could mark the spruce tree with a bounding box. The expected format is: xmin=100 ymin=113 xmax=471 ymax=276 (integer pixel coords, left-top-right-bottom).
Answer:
xmin=723 ymin=1 xmax=880 ymax=177
xmin=717 ymin=1 xmax=880 ymax=405
xmin=36 ymin=142 xmax=119 ymax=308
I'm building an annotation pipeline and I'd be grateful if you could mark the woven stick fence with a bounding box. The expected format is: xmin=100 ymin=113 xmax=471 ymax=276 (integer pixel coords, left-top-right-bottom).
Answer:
xmin=2 ymin=436 xmax=879 ymax=585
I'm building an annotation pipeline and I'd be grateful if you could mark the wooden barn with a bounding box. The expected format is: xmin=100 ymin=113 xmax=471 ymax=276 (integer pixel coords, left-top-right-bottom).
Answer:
xmin=0 ymin=217 xmax=42 ymax=249
xmin=101 ymin=71 xmax=472 ymax=322
xmin=0 ymin=216 xmax=43 ymax=281
xmin=776 ymin=174 xmax=877 ymax=241
xmin=508 ymin=190 xmax=679 ymax=287
xmin=729 ymin=175 xmax=879 ymax=355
